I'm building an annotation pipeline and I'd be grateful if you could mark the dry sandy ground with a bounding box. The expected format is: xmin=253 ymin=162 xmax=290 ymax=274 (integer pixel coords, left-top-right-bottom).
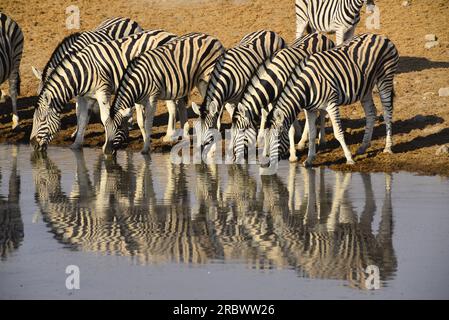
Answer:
xmin=0 ymin=0 xmax=448 ymax=175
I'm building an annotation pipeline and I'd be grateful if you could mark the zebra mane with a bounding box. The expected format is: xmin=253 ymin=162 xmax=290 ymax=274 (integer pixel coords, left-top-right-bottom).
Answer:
xmin=42 ymin=32 xmax=82 ymax=81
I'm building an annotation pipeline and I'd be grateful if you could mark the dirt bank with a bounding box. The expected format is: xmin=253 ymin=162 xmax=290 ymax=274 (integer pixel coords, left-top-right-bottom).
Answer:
xmin=0 ymin=0 xmax=448 ymax=176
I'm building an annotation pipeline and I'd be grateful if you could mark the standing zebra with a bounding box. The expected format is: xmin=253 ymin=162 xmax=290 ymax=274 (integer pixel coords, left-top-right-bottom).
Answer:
xmin=228 ymin=33 xmax=334 ymax=163
xmin=263 ymin=33 xmax=399 ymax=167
xmin=102 ymin=32 xmax=225 ymax=155
xmin=191 ymin=30 xmax=286 ymax=157
xmin=29 ymin=30 xmax=177 ymax=151
xmin=31 ymin=17 xmax=142 ymax=93
xmin=0 ymin=13 xmax=24 ymax=130
xmin=296 ymin=0 xmax=376 ymax=44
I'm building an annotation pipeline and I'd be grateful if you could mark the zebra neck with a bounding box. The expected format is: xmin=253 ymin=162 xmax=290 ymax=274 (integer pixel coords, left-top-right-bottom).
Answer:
xmin=347 ymin=0 xmax=365 ymax=13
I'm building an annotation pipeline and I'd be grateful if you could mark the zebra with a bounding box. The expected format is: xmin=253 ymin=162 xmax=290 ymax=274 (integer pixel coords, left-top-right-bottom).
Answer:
xmin=263 ymin=33 xmax=399 ymax=167
xmin=31 ymin=17 xmax=142 ymax=94
xmin=102 ymin=32 xmax=226 ymax=155
xmin=228 ymin=33 xmax=335 ymax=163
xmin=31 ymin=17 xmax=142 ymax=140
xmin=29 ymin=30 xmax=178 ymax=151
xmin=296 ymin=0 xmax=376 ymax=44
xmin=0 ymin=13 xmax=24 ymax=130
xmin=190 ymin=30 xmax=286 ymax=158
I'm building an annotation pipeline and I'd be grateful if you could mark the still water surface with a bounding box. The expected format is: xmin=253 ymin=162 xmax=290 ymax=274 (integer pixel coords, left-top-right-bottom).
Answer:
xmin=0 ymin=144 xmax=448 ymax=299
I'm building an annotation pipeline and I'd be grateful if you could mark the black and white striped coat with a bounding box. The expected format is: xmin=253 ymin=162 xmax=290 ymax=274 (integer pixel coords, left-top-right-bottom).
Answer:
xmin=29 ymin=30 xmax=177 ymax=151
xmin=31 ymin=17 xmax=143 ymax=93
xmin=263 ymin=33 xmax=399 ymax=167
xmin=229 ymin=33 xmax=334 ymax=162
xmin=0 ymin=13 xmax=24 ymax=130
xmin=191 ymin=30 xmax=286 ymax=155
xmin=103 ymin=32 xmax=225 ymax=155
xmin=296 ymin=0 xmax=375 ymax=44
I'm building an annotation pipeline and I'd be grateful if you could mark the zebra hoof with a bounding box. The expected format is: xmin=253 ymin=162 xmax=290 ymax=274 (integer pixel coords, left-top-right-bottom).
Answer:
xmin=297 ymin=143 xmax=306 ymax=151
xmin=356 ymin=146 xmax=368 ymax=155
xmin=70 ymin=130 xmax=78 ymax=140
xmin=70 ymin=143 xmax=82 ymax=150
xmin=302 ymin=159 xmax=314 ymax=168
xmin=383 ymin=148 xmax=393 ymax=154
xmin=346 ymin=159 xmax=356 ymax=165
xmin=11 ymin=115 xmax=19 ymax=130
xmin=318 ymin=141 xmax=327 ymax=149
xmin=162 ymin=134 xmax=176 ymax=143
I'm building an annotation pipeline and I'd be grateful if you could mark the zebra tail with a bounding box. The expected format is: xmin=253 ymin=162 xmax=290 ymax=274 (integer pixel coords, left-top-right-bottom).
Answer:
xmin=16 ymin=73 xmax=21 ymax=97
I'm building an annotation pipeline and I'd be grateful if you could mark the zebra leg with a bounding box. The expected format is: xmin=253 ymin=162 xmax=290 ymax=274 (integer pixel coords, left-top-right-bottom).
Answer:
xmin=177 ymin=97 xmax=188 ymax=129
xmin=289 ymin=124 xmax=298 ymax=162
xmin=135 ymin=103 xmax=147 ymax=145
xmin=318 ymin=110 xmax=327 ymax=147
xmin=141 ymin=97 xmax=157 ymax=155
xmin=357 ymin=93 xmax=376 ymax=155
xmin=163 ymin=100 xmax=177 ymax=142
xmin=95 ymin=90 xmax=112 ymax=126
xmin=70 ymin=99 xmax=80 ymax=139
xmin=70 ymin=96 xmax=93 ymax=149
xmin=326 ymin=103 xmax=355 ymax=165
xmin=258 ymin=109 xmax=268 ymax=145
xmin=297 ymin=114 xmax=310 ymax=151
xmin=303 ymin=110 xmax=318 ymax=167
xmin=9 ymin=71 xmax=20 ymax=130
xmin=379 ymin=86 xmax=394 ymax=154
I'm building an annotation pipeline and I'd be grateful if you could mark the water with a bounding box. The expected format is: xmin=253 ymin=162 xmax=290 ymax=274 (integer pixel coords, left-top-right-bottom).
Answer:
xmin=0 ymin=144 xmax=448 ymax=299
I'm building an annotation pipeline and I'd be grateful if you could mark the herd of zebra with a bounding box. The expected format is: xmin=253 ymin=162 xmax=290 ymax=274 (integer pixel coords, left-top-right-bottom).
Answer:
xmin=0 ymin=0 xmax=399 ymax=167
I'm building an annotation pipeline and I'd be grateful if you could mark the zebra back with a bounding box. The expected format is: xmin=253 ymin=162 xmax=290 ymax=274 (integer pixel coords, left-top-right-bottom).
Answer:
xmin=40 ymin=30 xmax=176 ymax=115
xmin=41 ymin=17 xmax=142 ymax=85
xmin=201 ymin=30 xmax=287 ymax=111
xmin=237 ymin=33 xmax=335 ymax=128
xmin=111 ymin=32 xmax=225 ymax=117
xmin=0 ymin=13 xmax=24 ymax=86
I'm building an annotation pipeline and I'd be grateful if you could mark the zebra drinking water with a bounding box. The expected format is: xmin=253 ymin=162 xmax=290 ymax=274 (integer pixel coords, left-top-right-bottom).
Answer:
xmin=103 ymin=32 xmax=226 ymax=155
xmin=29 ymin=30 xmax=178 ymax=151
xmin=228 ymin=33 xmax=335 ymax=163
xmin=263 ymin=33 xmax=399 ymax=167
xmin=191 ymin=30 xmax=286 ymax=158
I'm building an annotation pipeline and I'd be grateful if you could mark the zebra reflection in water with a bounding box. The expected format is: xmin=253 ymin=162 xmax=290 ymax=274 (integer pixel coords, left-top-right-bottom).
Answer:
xmin=31 ymin=151 xmax=396 ymax=289
xmin=0 ymin=146 xmax=23 ymax=260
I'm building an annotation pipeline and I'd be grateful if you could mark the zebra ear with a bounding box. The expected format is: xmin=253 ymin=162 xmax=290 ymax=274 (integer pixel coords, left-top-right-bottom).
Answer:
xmin=192 ymin=102 xmax=201 ymax=116
xmin=209 ymin=101 xmax=218 ymax=115
xmin=119 ymin=108 xmax=133 ymax=119
xmin=43 ymin=91 xmax=52 ymax=106
xmin=225 ymin=104 xmax=236 ymax=118
xmin=237 ymin=103 xmax=249 ymax=119
xmin=273 ymin=109 xmax=284 ymax=125
xmin=32 ymin=66 xmax=43 ymax=80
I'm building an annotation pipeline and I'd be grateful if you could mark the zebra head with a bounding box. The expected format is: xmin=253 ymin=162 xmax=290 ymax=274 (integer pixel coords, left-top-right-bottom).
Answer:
xmin=192 ymin=101 xmax=220 ymax=158
xmin=30 ymin=91 xmax=61 ymax=152
xmin=261 ymin=108 xmax=289 ymax=168
xmin=31 ymin=66 xmax=53 ymax=95
xmin=228 ymin=104 xmax=256 ymax=163
xmin=103 ymin=108 xmax=132 ymax=156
